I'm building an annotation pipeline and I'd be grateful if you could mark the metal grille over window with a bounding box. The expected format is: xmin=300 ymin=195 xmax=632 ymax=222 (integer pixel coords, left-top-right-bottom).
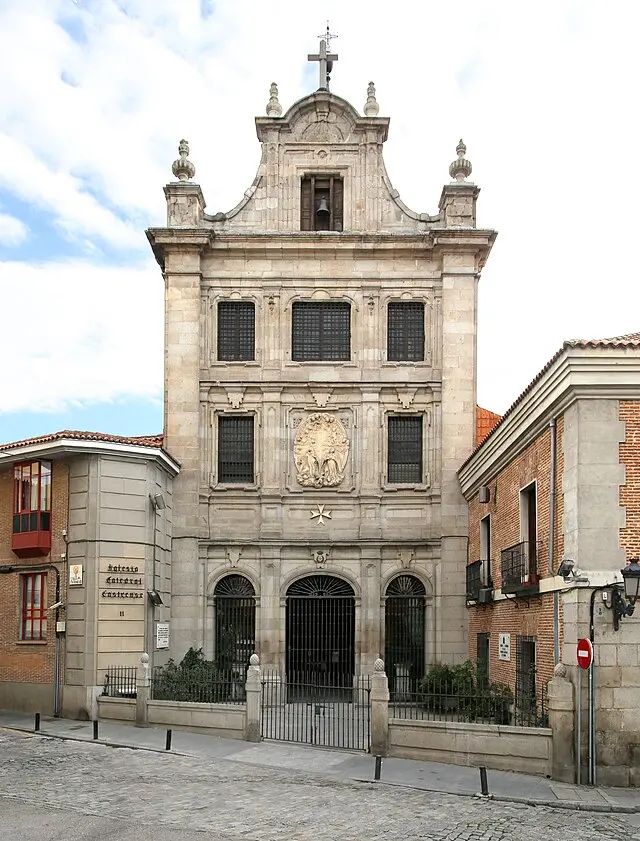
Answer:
xmin=388 ymin=416 xmax=423 ymax=483
xmin=214 ymin=574 xmax=256 ymax=700
xmin=292 ymin=302 xmax=350 ymax=361
xmin=515 ymin=635 xmax=539 ymax=723
xmin=387 ymin=302 xmax=425 ymax=361
xmin=218 ymin=416 xmax=254 ymax=483
xmin=476 ymin=632 xmax=490 ymax=688
xmin=217 ymin=301 xmax=255 ymax=361
xmin=385 ymin=575 xmax=426 ymax=700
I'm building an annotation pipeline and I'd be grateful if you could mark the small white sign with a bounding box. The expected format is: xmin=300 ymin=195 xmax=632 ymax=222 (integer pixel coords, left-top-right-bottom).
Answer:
xmin=498 ymin=633 xmax=511 ymax=661
xmin=156 ymin=622 xmax=170 ymax=650
xmin=69 ymin=564 xmax=83 ymax=586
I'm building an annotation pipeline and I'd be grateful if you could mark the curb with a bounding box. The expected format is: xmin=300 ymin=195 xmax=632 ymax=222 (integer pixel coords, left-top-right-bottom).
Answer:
xmin=3 ymin=724 xmax=638 ymax=815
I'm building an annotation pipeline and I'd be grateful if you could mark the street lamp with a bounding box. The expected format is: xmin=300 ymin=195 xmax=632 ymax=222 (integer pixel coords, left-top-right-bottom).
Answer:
xmin=612 ymin=558 xmax=640 ymax=631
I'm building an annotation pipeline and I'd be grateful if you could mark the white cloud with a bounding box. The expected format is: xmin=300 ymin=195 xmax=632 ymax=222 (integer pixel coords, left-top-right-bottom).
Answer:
xmin=0 ymin=212 xmax=28 ymax=246
xmin=0 ymin=258 xmax=163 ymax=413
xmin=0 ymin=0 xmax=639 ymax=413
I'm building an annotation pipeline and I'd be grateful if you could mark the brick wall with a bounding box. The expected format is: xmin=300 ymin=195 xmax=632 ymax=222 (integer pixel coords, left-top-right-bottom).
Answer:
xmin=0 ymin=460 xmax=69 ymax=686
xmin=466 ymin=415 xmax=564 ymax=692
xmin=619 ymin=400 xmax=640 ymax=556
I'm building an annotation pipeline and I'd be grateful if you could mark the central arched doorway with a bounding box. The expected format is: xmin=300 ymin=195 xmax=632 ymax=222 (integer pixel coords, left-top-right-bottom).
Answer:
xmin=285 ymin=575 xmax=355 ymax=700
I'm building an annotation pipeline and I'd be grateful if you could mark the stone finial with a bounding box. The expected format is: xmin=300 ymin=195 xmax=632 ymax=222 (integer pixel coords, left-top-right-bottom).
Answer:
xmin=449 ymin=139 xmax=472 ymax=182
xmin=266 ymin=82 xmax=282 ymax=117
xmin=374 ymin=657 xmax=385 ymax=672
xmin=172 ymin=139 xmax=196 ymax=182
xmin=140 ymin=652 xmax=149 ymax=664
xmin=554 ymin=662 xmax=567 ymax=678
xmin=363 ymin=81 xmax=379 ymax=117
xmin=249 ymin=653 xmax=260 ymax=666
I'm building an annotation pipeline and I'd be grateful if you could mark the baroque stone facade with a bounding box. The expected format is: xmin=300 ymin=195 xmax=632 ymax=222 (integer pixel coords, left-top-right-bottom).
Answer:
xmin=147 ymin=61 xmax=496 ymax=679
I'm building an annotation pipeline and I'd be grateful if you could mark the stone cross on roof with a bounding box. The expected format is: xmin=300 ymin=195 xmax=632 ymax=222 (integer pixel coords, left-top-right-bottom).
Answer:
xmin=307 ymin=25 xmax=338 ymax=91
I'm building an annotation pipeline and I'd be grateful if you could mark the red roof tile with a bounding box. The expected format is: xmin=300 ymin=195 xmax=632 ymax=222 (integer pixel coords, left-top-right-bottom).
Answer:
xmin=0 ymin=430 xmax=164 ymax=453
xmin=476 ymin=407 xmax=501 ymax=445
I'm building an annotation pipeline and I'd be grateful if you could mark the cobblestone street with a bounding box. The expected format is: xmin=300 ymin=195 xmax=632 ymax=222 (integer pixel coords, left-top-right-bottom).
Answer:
xmin=1 ymin=730 xmax=638 ymax=841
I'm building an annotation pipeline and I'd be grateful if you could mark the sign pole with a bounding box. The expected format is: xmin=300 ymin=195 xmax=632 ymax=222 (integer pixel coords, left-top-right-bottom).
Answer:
xmin=576 ymin=666 xmax=581 ymax=784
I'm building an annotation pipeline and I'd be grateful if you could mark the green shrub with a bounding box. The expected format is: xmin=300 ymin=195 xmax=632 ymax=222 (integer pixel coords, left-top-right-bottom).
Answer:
xmin=151 ymin=647 xmax=235 ymax=703
xmin=418 ymin=662 xmax=514 ymax=723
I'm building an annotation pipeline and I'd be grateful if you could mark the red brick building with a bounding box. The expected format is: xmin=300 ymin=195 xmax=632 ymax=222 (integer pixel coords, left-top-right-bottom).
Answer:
xmin=0 ymin=431 xmax=178 ymax=716
xmin=459 ymin=333 xmax=640 ymax=786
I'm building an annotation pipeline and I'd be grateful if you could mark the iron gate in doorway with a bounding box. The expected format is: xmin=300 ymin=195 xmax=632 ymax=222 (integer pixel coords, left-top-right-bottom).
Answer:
xmin=260 ymin=574 xmax=371 ymax=750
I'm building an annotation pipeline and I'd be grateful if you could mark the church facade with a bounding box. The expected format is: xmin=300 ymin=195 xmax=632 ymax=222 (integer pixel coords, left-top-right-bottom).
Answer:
xmin=147 ymin=48 xmax=496 ymax=691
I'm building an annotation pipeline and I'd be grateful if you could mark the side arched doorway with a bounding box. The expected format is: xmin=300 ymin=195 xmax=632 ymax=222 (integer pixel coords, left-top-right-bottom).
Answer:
xmin=384 ymin=575 xmax=426 ymax=700
xmin=285 ymin=575 xmax=355 ymax=700
xmin=213 ymin=575 xmax=256 ymax=692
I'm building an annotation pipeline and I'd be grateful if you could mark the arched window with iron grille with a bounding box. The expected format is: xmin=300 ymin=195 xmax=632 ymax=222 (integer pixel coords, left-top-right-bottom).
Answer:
xmin=213 ymin=575 xmax=256 ymax=674
xmin=384 ymin=575 xmax=426 ymax=699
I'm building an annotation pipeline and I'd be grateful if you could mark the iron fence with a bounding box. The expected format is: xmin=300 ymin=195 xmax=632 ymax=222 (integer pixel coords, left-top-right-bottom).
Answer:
xmin=150 ymin=665 xmax=246 ymax=704
xmin=261 ymin=671 xmax=371 ymax=750
xmin=390 ymin=682 xmax=547 ymax=728
xmin=102 ymin=666 xmax=137 ymax=697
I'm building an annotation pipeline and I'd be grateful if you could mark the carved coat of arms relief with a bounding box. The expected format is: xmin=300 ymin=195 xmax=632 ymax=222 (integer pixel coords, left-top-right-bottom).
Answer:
xmin=293 ymin=412 xmax=349 ymax=488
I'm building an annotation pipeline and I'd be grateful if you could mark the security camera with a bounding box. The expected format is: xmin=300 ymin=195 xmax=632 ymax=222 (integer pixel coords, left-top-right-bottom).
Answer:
xmin=48 ymin=601 xmax=65 ymax=611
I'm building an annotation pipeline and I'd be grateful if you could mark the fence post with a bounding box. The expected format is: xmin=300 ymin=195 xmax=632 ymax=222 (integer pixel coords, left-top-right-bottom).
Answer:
xmin=547 ymin=663 xmax=575 ymax=783
xmin=135 ymin=653 xmax=150 ymax=728
xmin=244 ymin=653 xmax=261 ymax=742
xmin=370 ymin=657 xmax=390 ymax=757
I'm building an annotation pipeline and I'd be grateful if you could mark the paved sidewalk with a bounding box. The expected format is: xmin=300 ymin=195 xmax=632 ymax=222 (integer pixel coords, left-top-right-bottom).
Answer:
xmin=1 ymin=711 xmax=638 ymax=814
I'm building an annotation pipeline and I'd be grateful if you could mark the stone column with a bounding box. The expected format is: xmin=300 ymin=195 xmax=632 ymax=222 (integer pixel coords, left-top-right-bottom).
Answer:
xmin=547 ymin=664 xmax=575 ymax=783
xmin=135 ymin=653 xmax=150 ymax=728
xmin=370 ymin=658 xmax=390 ymax=757
xmin=244 ymin=653 xmax=262 ymax=742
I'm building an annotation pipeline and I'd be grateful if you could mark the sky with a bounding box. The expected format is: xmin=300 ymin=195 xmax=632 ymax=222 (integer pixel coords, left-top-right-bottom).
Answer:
xmin=0 ymin=0 xmax=639 ymax=444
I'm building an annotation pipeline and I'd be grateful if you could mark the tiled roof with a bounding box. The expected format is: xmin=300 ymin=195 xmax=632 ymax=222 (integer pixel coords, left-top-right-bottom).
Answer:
xmin=476 ymin=407 xmax=501 ymax=445
xmin=0 ymin=430 xmax=164 ymax=453
xmin=462 ymin=330 xmax=640 ymax=467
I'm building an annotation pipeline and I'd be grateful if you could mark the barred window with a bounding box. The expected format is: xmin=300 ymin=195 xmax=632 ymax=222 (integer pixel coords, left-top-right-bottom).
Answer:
xmin=21 ymin=572 xmax=47 ymax=641
xmin=387 ymin=302 xmax=424 ymax=361
xmin=388 ymin=416 xmax=423 ymax=483
xmin=292 ymin=302 xmax=350 ymax=361
xmin=477 ymin=633 xmax=490 ymax=687
xmin=217 ymin=301 xmax=255 ymax=361
xmin=218 ymin=416 xmax=254 ymax=483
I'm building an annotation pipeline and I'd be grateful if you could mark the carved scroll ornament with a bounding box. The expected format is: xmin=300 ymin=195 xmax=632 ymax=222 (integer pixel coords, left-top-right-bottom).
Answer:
xmin=294 ymin=412 xmax=349 ymax=488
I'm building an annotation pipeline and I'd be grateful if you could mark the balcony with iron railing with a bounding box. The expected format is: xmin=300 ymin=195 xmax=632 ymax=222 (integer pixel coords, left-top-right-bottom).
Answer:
xmin=500 ymin=541 xmax=540 ymax=595
xmin=466 ymin=560 xmax=493 ymax=604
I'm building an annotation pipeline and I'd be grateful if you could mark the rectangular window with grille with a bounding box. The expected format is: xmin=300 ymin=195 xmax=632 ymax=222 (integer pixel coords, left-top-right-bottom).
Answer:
xmin=388 ymin=416 xmax=423 ymax=483
xmin=291 ymin=302 xmax=350 ymax=361
xmin=217 ymin=301 xmax=255 ymax=361
xmin=300 ymin=175 xmax=344 ymax=231
xmin=21 ymin=572 xmax=47 ymax=641
xmin=516 ymin=635 xmax=537 ymax=712
xmin=218 ymin=416 xmax=254 ymax=483
xmin=476 ymin=633 xmax=490 ymax=687
xmin=387 ymin=302 xmax=425 ymax=361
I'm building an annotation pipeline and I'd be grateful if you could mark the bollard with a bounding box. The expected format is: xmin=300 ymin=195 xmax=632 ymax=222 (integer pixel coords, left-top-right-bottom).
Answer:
xmin=93 ymin=720 xmax=99 ymax=741
xmin=374 ymin=756 xmax=382 ymax=781
xmin=479 ymin=765 xmax=489 ymax=796
xmin=165 ymin=729 xmax=172 ymax=751
xmin=34 ymin=712 xmax=40 ymax=732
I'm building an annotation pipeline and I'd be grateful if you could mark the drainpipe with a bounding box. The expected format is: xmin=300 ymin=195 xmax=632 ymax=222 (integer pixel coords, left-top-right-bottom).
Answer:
xmin=549 ymin=418 xmax=559 ymax=666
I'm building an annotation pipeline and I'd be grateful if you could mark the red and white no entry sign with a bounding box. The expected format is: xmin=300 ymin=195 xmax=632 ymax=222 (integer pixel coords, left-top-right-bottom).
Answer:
xmin=577 ymin=637 xmax=593 ymax=670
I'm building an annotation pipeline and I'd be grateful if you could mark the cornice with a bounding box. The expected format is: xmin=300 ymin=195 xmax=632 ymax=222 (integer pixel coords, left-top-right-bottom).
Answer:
xmin=0 ymin=438 xmax=180 ymax=476
xmin=458 ymin=348 xmax=640 ymax=497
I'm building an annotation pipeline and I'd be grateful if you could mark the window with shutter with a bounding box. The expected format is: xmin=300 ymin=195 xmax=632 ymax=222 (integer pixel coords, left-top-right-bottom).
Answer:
xmin=388 ymin=416 xmax=423 ymax=483
xmin=218 ymin=416 xmax=254 ymax=483
xmin=387 ymin=302 xmax=425 ymax=361
xmin=217 ymin=302 xmax=255 ymax=361
xmin=292 ymin=302 xmax=350 ymax=361
xmin=300 ymin=175 xmax=344 ymax=231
